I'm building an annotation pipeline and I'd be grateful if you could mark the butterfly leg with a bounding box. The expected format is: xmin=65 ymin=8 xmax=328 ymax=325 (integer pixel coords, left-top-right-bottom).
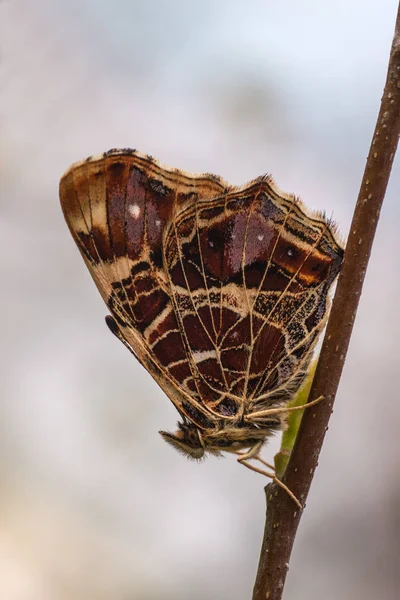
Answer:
xmin=250 ymin=455 xmax=275 ymax=471
xmin=236 ymin=446 xmax=303 ymax=509
xmin=236 ymin=451 xmax=276 ymax=473
xmin=236 ymin=440 xmax=264 ymax=461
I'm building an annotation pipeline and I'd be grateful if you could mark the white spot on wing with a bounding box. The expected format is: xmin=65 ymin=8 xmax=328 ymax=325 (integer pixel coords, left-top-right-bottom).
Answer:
xmin=193 ymin=350 xmax=217 ymax=364
xmin=156 ymin=219 xmax=161 ymax=227
xmin=257 ymin=235 xmax=264 ymax=241
xmin=129 ymin=204 xmax=141 ymax=219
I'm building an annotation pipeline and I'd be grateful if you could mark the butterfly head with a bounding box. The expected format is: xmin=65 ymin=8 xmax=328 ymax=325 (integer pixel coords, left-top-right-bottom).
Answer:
xmin=159 ymin=421 xmax=210 ymax=460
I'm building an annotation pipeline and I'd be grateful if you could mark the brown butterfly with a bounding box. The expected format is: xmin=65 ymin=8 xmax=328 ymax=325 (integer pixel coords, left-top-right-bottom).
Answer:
xmin=60 ymin=148 xmax=343 ymax=505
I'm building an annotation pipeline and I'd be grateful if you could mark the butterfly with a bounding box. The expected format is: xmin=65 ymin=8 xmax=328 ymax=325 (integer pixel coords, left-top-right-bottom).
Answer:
xmin=60 ymin=148 xmax=343 ymax=503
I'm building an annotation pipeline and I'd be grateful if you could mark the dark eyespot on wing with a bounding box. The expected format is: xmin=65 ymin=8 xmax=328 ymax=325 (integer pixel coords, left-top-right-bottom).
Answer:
xmin=105 ymin=315 xmax=120 ymax=336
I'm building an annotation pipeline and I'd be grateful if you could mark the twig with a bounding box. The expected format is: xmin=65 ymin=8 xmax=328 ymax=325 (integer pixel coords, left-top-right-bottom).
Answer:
xmin=252 ymin=5 xmax=400 ymax=600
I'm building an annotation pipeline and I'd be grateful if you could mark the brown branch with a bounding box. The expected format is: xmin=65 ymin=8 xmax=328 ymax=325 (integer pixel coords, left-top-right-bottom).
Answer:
xmin=252 ymin=6 xmax=400 ymax=600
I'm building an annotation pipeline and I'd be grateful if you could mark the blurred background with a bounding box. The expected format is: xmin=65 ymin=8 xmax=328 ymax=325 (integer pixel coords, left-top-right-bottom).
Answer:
xmin=1 ymin=1 xmax=400 ymax=599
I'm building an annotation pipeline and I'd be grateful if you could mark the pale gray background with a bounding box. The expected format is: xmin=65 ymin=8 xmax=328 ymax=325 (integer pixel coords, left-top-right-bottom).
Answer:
xmin=1 ymin=1 xmax=400 ymax=599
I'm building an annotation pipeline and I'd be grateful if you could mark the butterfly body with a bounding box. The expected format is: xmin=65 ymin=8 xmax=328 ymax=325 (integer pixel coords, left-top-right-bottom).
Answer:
xmin=60 ymin=149 xmax=343 ymax=460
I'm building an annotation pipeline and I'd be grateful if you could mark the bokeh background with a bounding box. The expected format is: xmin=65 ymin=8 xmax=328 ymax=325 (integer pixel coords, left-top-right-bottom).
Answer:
xmin=2 ymin=1 xmax=400 ymax=599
